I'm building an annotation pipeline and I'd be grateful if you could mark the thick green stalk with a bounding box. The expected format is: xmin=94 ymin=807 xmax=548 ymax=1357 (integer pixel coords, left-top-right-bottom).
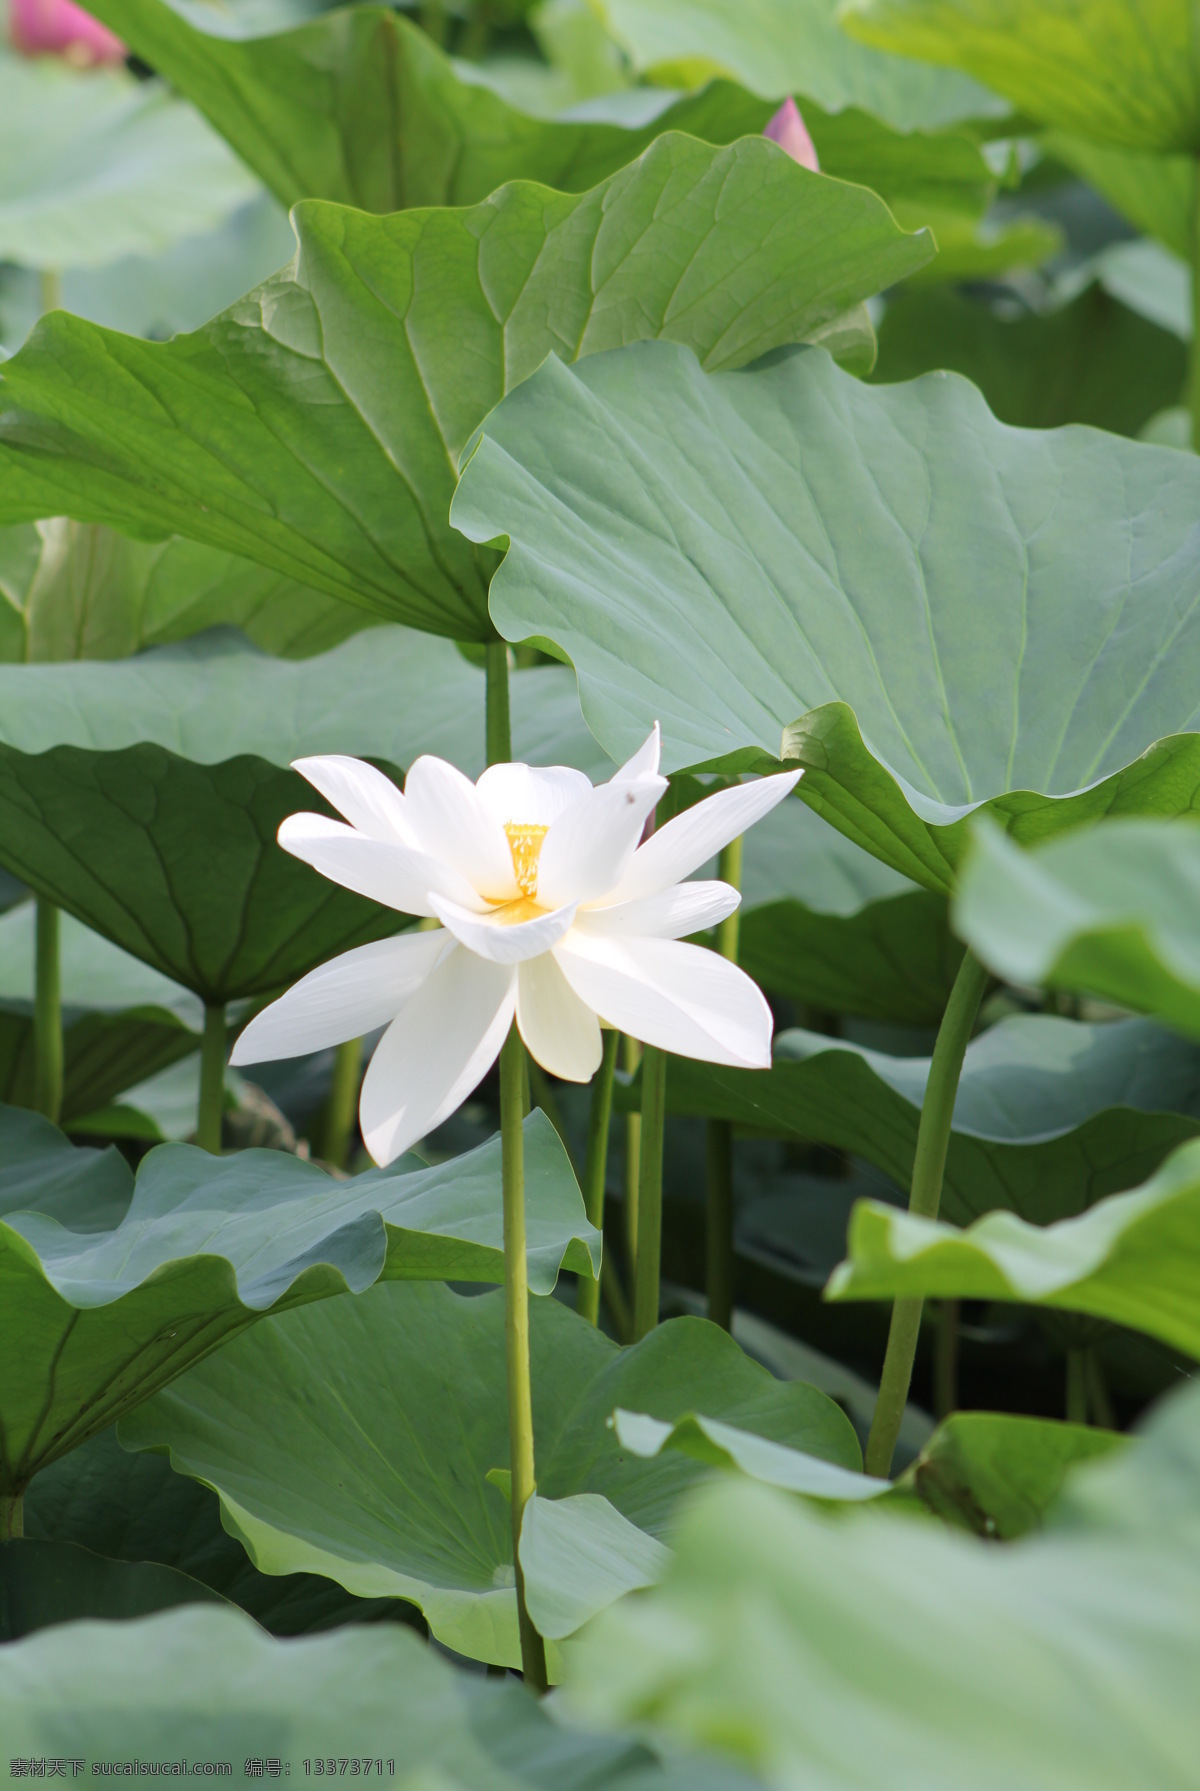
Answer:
xmin=2 ymin=1491 xmax=23 ymax=1538
xmin=577 ymin=1029 xmax=619 ymax=1325
xmin=705 ymin=835 xmax=743 ymax=1330
xmin=33 ymin=895 xmax=63 ymax=1124
xmin=1065 ymin=1349 xmax=1090 ymax=1426
xmin=632 ymin=1046 xmax=668 ymax=1341
xmin=623 ymin=1034 xmax=642 ymax=1272
xmin=195 ymin=1002 xmax=227 ymax=1154
xmin=499 ymin=1024 xmax=548 ymax=1691
xmin=1190 ymin=158 xmax=1200 ymax=452
xmin=485 ymin=640 xmax=512 ymax=766
xmin=320 ymin=1036 xmax=363 ymax=1169
xmin=38 ymin=268 xmax=62 ymax=315
xmin=864 ymin=949 xmax=988 ymax=1478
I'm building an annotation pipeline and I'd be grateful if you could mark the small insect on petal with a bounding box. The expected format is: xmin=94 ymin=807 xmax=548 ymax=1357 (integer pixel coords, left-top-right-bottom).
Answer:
xmin=763 ymin=97 xmax=820 ymax=174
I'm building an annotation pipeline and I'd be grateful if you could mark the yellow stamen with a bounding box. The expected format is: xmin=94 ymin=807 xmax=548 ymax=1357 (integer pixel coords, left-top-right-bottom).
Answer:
xmin=504 ymin=822 xmax=548 ymax=898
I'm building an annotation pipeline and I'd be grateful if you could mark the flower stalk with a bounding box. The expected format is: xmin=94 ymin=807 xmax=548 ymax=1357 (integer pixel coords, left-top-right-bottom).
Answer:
xmin=196 ymin=1001 xmax=227 ymax=1154
xmin=706 ymin=832 xmax=743 ymax=1330
xmin=499 ymin=1021 xmax=548 ymax=1691
xmin=319 ymin=1035 xmax=363 ymax=1169
xmin=864 ymin=948 xmax=988 ymax=1478
xmin=2 ymin=1491 xmax=23 ymax=1540
xmin=633 ymin=1045 xmax=668 ymax=1340
xmin=1190 ymin=159 xmax=1200 ymax=453
xmin=33 ymin=895 xmax=63 ymax=1124
xmin=577 ymin=1027 xmax=619 ymax=1325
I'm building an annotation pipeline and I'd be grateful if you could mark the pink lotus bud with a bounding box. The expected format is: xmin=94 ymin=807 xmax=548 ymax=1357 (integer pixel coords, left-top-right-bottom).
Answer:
xmin=763 ymin=98 xmax=820 ymax=174
xmin=8 ymin=0 xmax=125 ymax=64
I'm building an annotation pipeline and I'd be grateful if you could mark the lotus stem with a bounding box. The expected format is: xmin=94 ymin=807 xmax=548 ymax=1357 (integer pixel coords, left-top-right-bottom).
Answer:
xmin=706 ymin=833 xmax=744 ymax=1330
xmin=1086 ymin=1349 xmax=1116 ymax=1430
xmin=33 ymin=895 xmax=63 ymax=1124
xmin=623 ymin=1033 xmax=642 ymax=1272
xmin=499 ymin=1022 xmax=548 ymax=1691
xmin=577 ymin=1029 xmax=619 ymax=1325
xmin=933 ymin=1298 xmax=960 ymax=1420
xmin=196 ymin=1001 xmax=227 ymax=1154
xmin=320 ymin=1036 xmax=362 ymax=1169
xmin=1065 ymin=1348 xmax=1090 ymax=1425
xmin=485 ymin=639 xmax=512 ymax=765
xmin=1190 ymin=158 xmax=1200 ymax=452
xmin=38 ymin=269 xmax=61 ymax=315
xmin=633 ymin=1045 xmax=668 ymax=1340
xmin=1 ymin=1491 xmax=22 ymax=1539
xmin=864 ymin=948 xmax=988 ymax=1478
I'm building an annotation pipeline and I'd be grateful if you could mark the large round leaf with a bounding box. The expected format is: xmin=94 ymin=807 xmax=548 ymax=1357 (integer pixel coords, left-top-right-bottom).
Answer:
xmin=661 ymin=1014 xmax=1200 ymax=1223
xmin=873 ymin=282 xmax=1188 ymax=437
xmin=118 ymin=1280 xmax=860 ymax=1669
xmin=842 ymin=0 xmax=1200 ymax=151
xmin=453 ymin=340 xmax=1200 ymax=889
xmin=25 ymin=1429 xmax=405 ymax=1635
xmin=1 ymin=1604 xmax=752 ymax=1789
xmin=590 ymin=0 xmax=1004 ymax=128
xmin=0 ymin=47 xmax=257 ymax=270
xmin=81 ymin=0 xmax=997 ymax=225
xmin=0 ymin=519 xmax=369 ymax=663
xmin=0 ymin=627 xmax=606 ymax=1001
xmin=0 ymin=1538 xmax=229 ymax=1640
xmin=739 ymin=797 xmax=960 ymax=1021
xmin=0 ymin=1104 xmax=595 ymax=1495
xmin=827 ymin=1134 xmax=1200 ymax=1359
xmin=0 ymin=144 xmax=930 ymax=640
xmin=566 ymin=1382 xmax=1200 ymax=1790
xmin=954 ymin=818 xmax=1200 ymax=1039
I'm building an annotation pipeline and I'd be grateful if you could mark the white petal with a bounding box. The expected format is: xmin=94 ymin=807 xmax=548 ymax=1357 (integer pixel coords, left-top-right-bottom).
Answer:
xmin=610 ymin=772 xmax=802 ymax=903
xmin=230 ymin=930 xmax=451 ymax=1064
xmin=554 ymin=933 xmax=773 ymax=1067
xmin=292 ymin=755 xmax=414 ymax=846
xmin=402 ymin=755 xmax=517 ymax=901
xmin=578 ymin=880 xmax=740 ymax=940
xmin=359 ymin=947 xmax=516 ymax=1164
xmin=536 ymin=775 xmax=666 ymax=909
xmin=516 ymin=953 xmax=603 ymax=1082
xmin=428 ymin=892 xmax=578 ymax=964
xmin=279 ymin=813 xmax=489 ymax=916
xmin=612 ymin=724 xmax=661 ymax=784
xmin=475 ymin=761 xmax=592 ymax=828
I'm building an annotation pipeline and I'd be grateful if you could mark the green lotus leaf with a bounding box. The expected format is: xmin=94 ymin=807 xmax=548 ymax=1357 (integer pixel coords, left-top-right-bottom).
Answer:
xmin=841 ymin=0 xmax=1199 ymax=151
xmin=118 ymin=1280 xmax=860 ymax=1670
xmin=0 ymin=1104 xmax=595 ymax=1498
xmin=0 ymin=144 xmax=931 ymax=641
xmin=82 ymin=0 xmax=998 ymax=224
xmin=0 ymin=45 xmax=257 ymax=271
xmin=24 ymin=1428 xmax=404 ymax=1634
xmin=590 ymin=0 xmax=1004 ymax=129
xmin=519 ymin=1492 xmax=672 ymax=1642
xmin=661 ymin=1013 xmax=1200 ymax=1224
xmin=453 ymin=341 xmax=1200 ymax=888
xmin=0 ymin=1604 xmax=756 ymax=1789
xmin=0 ymin=627 xmax=606 ymax=1001
xmin=826 ymin=1135 xmax=1200 ymax=1359
xmin=739 ymin=798 xmax=960 ymax=1021
xmin=611 ymin=1408 xmax=891 ymax=1500
xmin=612 ymin=1405 xmax=1122 ymax=1537
xmin=565 ymin=1380 xmax=1200 ymax=1789
xmin=1048 ymin=135 xmax=1191 ymax=258
xmin=873 ymin=282 xmax=1188 ymax=436
xmin=0 ymin=519 xmax=369 ymax=664
xmin=892 ymin=1411 xmax=1126 ymax=1538
xmin=0 ymin=1537 xmax=230 ymax=1640
xmin=954 ymin=818 xmax=1200 ymax=1038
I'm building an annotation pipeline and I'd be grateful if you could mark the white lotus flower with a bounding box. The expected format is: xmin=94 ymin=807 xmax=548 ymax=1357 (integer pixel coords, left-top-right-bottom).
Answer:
xmin=231 ymin=727 xmax=800 ymax=1164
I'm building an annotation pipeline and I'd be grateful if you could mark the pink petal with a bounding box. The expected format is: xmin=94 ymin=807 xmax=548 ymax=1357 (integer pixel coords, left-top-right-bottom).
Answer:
xmin=9 ymin=0 xmax=125 ymax=63
xmin=764 ymin=98 xmax=820 ymax=174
